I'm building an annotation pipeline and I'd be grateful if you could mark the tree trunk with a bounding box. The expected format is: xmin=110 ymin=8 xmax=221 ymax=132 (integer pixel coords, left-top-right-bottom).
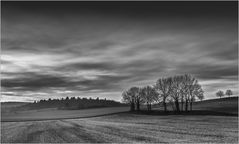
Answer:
xmin=130 ymin=102 xmax=135 ymax=111
xmin=163 ymin=97 xmax=167 ymax=112
xmin=190 ymin=101 xmax=193 ymax=111
xmin=185 ymin=99 xmax=188 ymax=112
xmin=175 ymin=99 xmax=180 ymax=113
xmin=136 ymin=99 xmax=140 ymax=111
xmin=190 ymin=98 xmax=193 ymax=111
xmin=181 ymin=96 xmax=184 ymax=112
xmin=171 ymin=102 xmax=175 ymax=111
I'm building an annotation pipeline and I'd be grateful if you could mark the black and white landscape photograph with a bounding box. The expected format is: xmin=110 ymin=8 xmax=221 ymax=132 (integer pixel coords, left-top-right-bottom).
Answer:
xmin=1 ymin=1 xmax=238 ymax=143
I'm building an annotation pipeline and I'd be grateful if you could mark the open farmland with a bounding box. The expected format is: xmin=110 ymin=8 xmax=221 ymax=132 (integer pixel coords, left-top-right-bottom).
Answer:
xmin=1 ymin=113 xmax=238 ymax=143
xmin=193 ymin=97 xmax=238 ymax=114
xmin=1 ymin=107 xmax=129 ymax=122
xmin=1 ymin=102 xmax=30 ymax=114
xmin=2 ymin=97 xmax=237 ymax=122
xmin=1 ymin=97 xmax=238 ymax=143
xmin=153 ymin=97 xmax=238 ymax=114
xmin=1 ymin=1 xmax=238 ymax=143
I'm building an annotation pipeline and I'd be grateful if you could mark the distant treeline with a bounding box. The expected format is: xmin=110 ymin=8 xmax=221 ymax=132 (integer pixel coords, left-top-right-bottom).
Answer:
xmin=21 ymin=97 xmax=125 ymax=110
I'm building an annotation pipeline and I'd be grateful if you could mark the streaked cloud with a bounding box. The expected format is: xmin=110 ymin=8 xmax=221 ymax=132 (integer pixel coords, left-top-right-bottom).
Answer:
xmin=1 ymin=1 xmax=238 ymax=102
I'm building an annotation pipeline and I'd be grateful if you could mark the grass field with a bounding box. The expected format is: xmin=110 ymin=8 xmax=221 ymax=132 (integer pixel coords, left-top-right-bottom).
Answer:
xmin=1 ymin=107 xmax=129 ymax=122
xmin=153 ymin=97 xmax=238 ymax=114
xmin=1 ymin=102 xmax=30 ymax=114
xmin=193 ymin=97 xmax=238 ymax=114
xmin=1 ymin=97 xmax=238 ymax=143
xmin=1 ymin=113 xmax=238 ymax=143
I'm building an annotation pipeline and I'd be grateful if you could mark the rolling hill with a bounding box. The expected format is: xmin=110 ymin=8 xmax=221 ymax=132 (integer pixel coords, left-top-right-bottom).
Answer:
xmin=193 ymin=96 xmax=238 ymax=114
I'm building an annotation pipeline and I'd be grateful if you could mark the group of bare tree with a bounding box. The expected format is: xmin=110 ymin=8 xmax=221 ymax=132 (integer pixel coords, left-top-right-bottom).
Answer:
xmin=122 ymin=86 xmax=158 ymax=112
xmin=216 ymin=89 xmax=233 ymax=99
xmin=122 ymin=74 xmax=204 ymax=113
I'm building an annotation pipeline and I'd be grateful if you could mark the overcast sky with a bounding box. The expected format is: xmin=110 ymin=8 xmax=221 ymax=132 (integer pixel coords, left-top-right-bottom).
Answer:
xmin=1 ymin=1 xmax=238 ymax=102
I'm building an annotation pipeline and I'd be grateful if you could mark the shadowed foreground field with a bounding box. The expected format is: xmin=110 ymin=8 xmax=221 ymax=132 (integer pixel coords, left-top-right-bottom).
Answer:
xmin=1 ymin=113 xmax=238 ymax=143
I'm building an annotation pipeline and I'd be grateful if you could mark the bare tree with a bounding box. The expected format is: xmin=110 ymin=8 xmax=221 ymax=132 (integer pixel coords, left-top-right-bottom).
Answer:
xmin=130 ymin=87 xmax=141 ymax=111
xmin=142 ymin=86 xmax=158 ymax=111
xmin=136 ymin=88 xmax=145 ymax=111
xmin=225 ymin=89 xmax=233 ymax=97
xmin=190 ymin=82 xmax=204 ymax=111
xmin=170 ymin=75 xmax=186 ymax=113
xmin=180 ymin=75 xmax=190 ymax=111
xmin=166 ymin=74 xmax=203 ymax=112
xmin=122 ymin=90 xmax=135 ymax=111
xmin=183 ymin=74 xmax=197 ymax=112
xmin=168 ymin=98 xmax=175 ymax=111
xmin=122 ymin=87 xmax=144 ymax=111
xmin=216 ymin=90 xmax=224 ymax=99
xmin=155 ymin=78 xmax=172 ymax=112
xmin=197 ymin=94 xmax=204 ymax=101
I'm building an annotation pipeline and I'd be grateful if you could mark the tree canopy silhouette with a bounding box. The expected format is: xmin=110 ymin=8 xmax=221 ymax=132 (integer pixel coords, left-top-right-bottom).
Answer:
xmin=226 ymin=89 xmax=233 ymax=97
xmin=122 ymin=74 xmax=205 ymax=113
xmin=216 ymin=90 xmax=224 ymax=99
xmin=21 ymin=97 xmax=125 ymax=110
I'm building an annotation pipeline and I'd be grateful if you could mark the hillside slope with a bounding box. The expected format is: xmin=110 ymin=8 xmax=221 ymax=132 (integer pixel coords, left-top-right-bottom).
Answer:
xmin=193 ymin=97 xmax=238 ymax=114
xmin=1 ymin=102 xmax=30 ymax=113
xmin=153 ymin=96 xmax=238 ymax=115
